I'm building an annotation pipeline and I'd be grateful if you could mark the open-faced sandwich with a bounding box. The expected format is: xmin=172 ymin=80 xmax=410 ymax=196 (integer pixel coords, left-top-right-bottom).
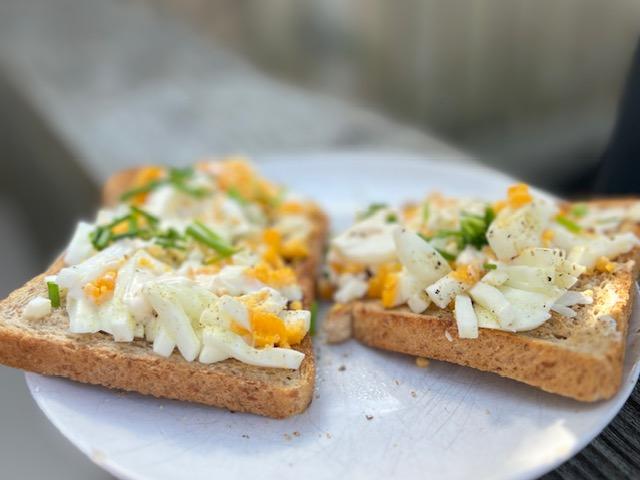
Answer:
xmin=0 ymin=158 xmax=327 ymax=418
xmin=323 ymin=184 xmax=640 ymax=401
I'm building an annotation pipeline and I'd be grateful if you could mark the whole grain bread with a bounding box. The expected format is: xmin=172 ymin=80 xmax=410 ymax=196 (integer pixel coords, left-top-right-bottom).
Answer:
xmin=325 ymin=199 xmax=640 ymax=401
xmin=0 ymin=166 xmax=328 ymax=418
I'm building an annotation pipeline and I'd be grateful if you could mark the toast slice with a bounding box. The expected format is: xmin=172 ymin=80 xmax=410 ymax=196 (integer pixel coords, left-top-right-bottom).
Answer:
xmin=325 ymin=199 xmax=640 ymax=401
xmin=0 ymin=165 xmax=328 ymax=418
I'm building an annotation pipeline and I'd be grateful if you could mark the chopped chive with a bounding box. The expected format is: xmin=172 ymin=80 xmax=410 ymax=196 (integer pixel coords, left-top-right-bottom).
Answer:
xmin=106 ymin=214 xmax=133 ymax=229
xmin=422 ymin=202 xmax=430 ymax=223
xmin=267 ymin=187 xmax=287 ymax=208
xmin=168 ymin=167 xmax=210 ymax=198
xmin=168 ymin=166 xmax=194 ymax=182
xmin=386 ymin=213 xmax=398 ymax=223
xmin=432 ymin=229 xmax=463 ymax=238
xmin=119 ymin=179 xmax=167 ymax=201
xmin=483 ymin=263 xmax=497 ymax=270
xmin=309 ymin=301 xmax=318 ymax=336
xmin=435 ymin=248 xmax=456 ymax=261
xmin=90 ymin=227 xmax=111 ymax=250
xmin=227 ymin=186 xmax=248 ymax=206
xmin=357 ymin=203 xmax=388 ymax=221
xmin=120 ymin=166 xmax=210 ymax=202
xmin=130 ymin=206 xmax=159 ymax=225
xmin=570 ymin=203 xmax=588 ymax=218
xmin=172 ymin=182 xmax=210 ymax=198
xmin=186 ymin=221 xmax=236 ymax=257
xmin=47 ymin=281 xmax=60 ymax=308
xmin=484 ymin=206 xmax=496 ymax=225
xmin=110 ymin=231 xmax=141 ymax=241
xmin=556 ymin=214 xmax=582 ymax=233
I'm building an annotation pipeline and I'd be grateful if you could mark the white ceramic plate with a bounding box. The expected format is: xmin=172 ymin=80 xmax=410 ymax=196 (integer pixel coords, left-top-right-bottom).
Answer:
xmin=26 ymin=152 xmax=640 ymax=480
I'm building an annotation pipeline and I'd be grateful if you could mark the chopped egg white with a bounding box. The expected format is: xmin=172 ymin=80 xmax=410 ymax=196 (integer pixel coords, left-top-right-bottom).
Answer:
xmin=454 ymin=294 xmax=478 ymax=339
xmin=331 ymin=209 xmax=398 ymax=265
xmin=23 ymin=297 xmax=52 ymax=320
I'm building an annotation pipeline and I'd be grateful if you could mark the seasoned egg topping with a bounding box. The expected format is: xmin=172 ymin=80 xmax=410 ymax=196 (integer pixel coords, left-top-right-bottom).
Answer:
xmin=47 ymin=158 xmax=320 ymax=369
xmin=327 ymin=185 xmax=640 ymax=338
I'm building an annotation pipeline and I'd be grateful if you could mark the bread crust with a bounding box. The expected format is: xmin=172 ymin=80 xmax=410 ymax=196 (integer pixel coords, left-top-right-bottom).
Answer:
xmin=327 ymin=199 xmax=640 ymax=401
xmin=0 ymin=165 xmax=328 ymax=418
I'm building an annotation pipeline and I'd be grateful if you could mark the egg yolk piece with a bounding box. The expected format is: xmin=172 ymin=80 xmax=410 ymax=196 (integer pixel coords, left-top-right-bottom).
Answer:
xmin=381 ymin=272 xmax=400 ymax=308
xmin=249 ymin=309 xmax=304 ymax=348
xmin=506 ymin=183 xmax=533 ymax=209
xmin=83 ymin=270 xmax=118 ymax=305
xmin=247 ymin=262 xmax=297 ymax=288
xmin=130 ymin=166 xmax=165 ymax=205
xmin=368 ymin=262 xmax=401 ymax=298
xmin=450 ymin=264 xmax=480 ymax=284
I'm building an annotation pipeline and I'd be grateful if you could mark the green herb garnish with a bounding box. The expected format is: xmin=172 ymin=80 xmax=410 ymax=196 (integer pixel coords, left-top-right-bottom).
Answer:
xmin=119 ymin=167 xmax=210 ymax=201
xmin=422 ymin=202 xmax=430 ymax=224
xmin=89 ymin=207 xmax=179 ymax=251
xmin=569 ymin=203 xmax=588 ymax=218
xmin=47 ymin=281 xmax=60 ymax=308
xmin=90 ymin=226 xmax=111 ymax=250
xmin=357 ymin=203 xmax=388 ymax=221
xmin=483 ymin=263 xmax=497 ymax=270
xmin=556 ymin=214 xmax=582 ymax=233
xmin=435 ymin=247 xmax=457 ymax=261
xmin=119 ymin=179 xmax=166 ymax=202
xmin=186 ymin=221 xmax=236 ymax=258
xmin=386 ymin=213 xmax=398 ymax=223
xmin=227 ymin=186 xmax=248 ymax=206
xmin=130 ymin=205 xmax=159 ymax=225
xmin=309 ymin=301 xmax=318 ymax=336
xmin=419 ymin=205 xmax=495 ymax=260
xmin=154 ymin=228 xmax=187 ymax=250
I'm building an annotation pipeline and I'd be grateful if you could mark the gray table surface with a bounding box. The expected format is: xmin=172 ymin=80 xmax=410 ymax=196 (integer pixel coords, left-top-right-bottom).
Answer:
xmin=0 ymin=1 xmax=638 ymax=478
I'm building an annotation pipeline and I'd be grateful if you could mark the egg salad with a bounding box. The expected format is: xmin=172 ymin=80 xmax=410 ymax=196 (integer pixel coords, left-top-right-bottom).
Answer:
xmin=27 ymin=158 xmax=321 ymax=369
xmin=326 ymin=185 xmax=640 ymax=339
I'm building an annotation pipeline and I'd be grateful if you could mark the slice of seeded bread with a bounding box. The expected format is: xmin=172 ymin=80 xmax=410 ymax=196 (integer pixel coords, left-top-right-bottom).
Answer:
xmin=325 ymin=199 xmax=640 ymax=401
xmin=0 ymin=166 xmax=328 ymax=418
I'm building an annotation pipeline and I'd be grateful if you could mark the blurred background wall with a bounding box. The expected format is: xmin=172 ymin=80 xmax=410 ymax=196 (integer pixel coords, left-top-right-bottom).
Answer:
xmin=154 ymin=0 xmax=640 ymax=189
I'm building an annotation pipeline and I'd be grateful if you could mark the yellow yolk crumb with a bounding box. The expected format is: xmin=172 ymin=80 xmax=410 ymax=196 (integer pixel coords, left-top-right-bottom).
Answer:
xmin=247 ymin=262 xmax=297 ymax=287
xmin=261 ymin=228 xmax=285 ymax=267
xmin=249 ymin=309 xmax=285 ymax=347
xmin=281 ymin=238 xmax=309 ymax=259
xmin=595 ymin=256 xmax=615 ymax=273
xmin=83 ymin=270 xmax=117 ymax=305
xmin=289 ymin=300 xmax=303 ymax=310
xmin=279 ymin=201 xmax=306 ymax=214
xmin=111 ymin=221 xmax=129 ymax=235
xmin=137 ymin=256 xmax=153 ymax=268
xmin=330 ymin=261 xmax=365 ymax=275
xmin=229 ymin=320 xmax=250 ymax=337
xmin=131 ymin=166 xmax=165 ymax=205
xmin=318 ymin=278 xmax=335 ymax=300
xmin=493 ymin=199 xmax=507 ymax=213
xmin=263 ymin=228 xmax=281 ymax=249
xmin=190 ymin=264 xmax=224 ymax=277
xmin=368 ymin=263 xmax=401 ymax=299
xmin=450 ymin=264 xmax=480 ymax=284
xmin=415 ymin=357 xmax=430 ymax=368
xmin=216 ymin=159 xmax=255 ymax=195
xmin=261 ymin=227 xmax=308 ymax=260
xmin=541 ymin=229 xmax=555 ymax=246
xmin=506 ymin=183 xmax=533 ymax=209
xmin=381 ymin=272 xmax=400 ymax=308
xmin=402 ymin=204 xmax=419 ymax=221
